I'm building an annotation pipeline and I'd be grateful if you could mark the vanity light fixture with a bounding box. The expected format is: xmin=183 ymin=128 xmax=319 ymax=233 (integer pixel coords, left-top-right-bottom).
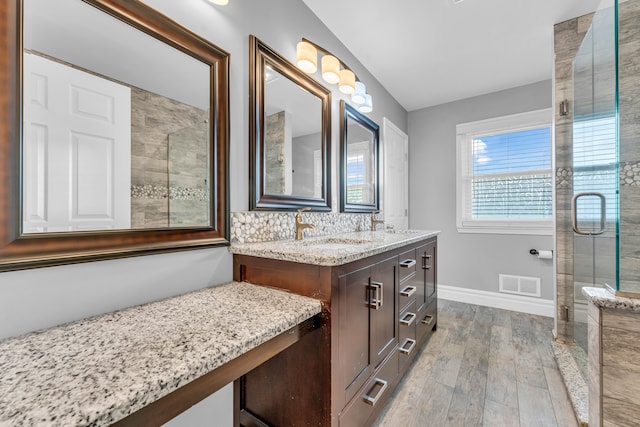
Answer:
xmin=296 ymin=40 xmax=317 ymax=73
xmin=296 ymin=37 xmax=373 ymax=112
xmin=351 ymin=81 xmax=367 ymax=105
xmin=208 ymin=0 xmax=229 ymax=5
xmin=358 ymin=94 xmax=373 ymax=113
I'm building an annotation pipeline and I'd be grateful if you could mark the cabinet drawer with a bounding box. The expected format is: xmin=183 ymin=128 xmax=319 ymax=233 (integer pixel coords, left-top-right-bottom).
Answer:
xmin=399 ymin=281 xmax=419 ymax=312
xmin=398 ymin=248 xmax=417 ymax=283
xmin=399 ymin=301 xmax=417 ymax=341
xmin=417 ymin=300 xmax=437 ymax=342
xmin=339 ymin=351 xmax=399 ymax=427
xmin=399 ymin=302 xmax=417 ymax=368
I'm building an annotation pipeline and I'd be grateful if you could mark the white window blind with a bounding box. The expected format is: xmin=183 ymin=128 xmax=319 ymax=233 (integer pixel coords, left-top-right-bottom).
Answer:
xmin=456 ymin=109 xmax=553 ymax=235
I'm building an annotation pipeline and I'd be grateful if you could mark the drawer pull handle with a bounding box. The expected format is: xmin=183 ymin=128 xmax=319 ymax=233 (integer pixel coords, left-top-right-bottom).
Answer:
xmin=400 ymin=286 xmax=416 ymax=298
xmin=363 ymin=378 xmax=388 ymax=406
xmin=400 ymin=259 xmax=416 ymax=268
xmin=422 ymin=254 xmax=432 ymax=270
xmin=369 ymin=281 xmax=383 ymax=309
xmin=421 ymin=315 xmax=434 ymax=325
xmin=400 ymin=312 xmax=416 ymax=326
xmin=399 ymin=338 xmax=416 ymax=355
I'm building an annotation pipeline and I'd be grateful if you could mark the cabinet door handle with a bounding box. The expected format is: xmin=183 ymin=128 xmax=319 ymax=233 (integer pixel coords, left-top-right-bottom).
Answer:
xmin=422 ymin=254 xmax=432 ymax=270
xmin=400 ymin=312 xmax=416 ymax=326
xmin=399 ymin=259 xmax=416 ymax=268
xmin=399 ymin=338 xmax=416 ymax=355
xmin=421 ymin=315 xmax=434 ymax=325
xmin=370 ymin=281 xmax=383 ymax=309
xmin=400 ymin=286 xmax=416 ymax=298
xmin=363 ymin=378 xmax=388 ymax=406
xmin=369 ymin=281 xmax=383 ymax=309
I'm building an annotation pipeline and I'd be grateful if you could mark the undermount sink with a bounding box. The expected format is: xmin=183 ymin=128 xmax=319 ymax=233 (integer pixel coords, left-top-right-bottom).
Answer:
xmin=385 ymin=229 xmax=422 ymax=234
xmin=304 ymin=237 xmax=373 ymax=246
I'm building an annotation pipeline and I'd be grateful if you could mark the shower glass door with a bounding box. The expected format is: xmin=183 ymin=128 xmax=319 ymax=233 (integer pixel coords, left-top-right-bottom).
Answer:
xmin=571 ymin=4 xmax=618 ymax=353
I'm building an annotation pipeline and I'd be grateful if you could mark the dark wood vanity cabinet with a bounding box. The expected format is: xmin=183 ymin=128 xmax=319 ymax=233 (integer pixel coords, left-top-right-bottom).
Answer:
xmin=340 ymin=256 xmax=398 ymax=412
xmin=398 ymin=240 xmax=438 ymax=370
xmin=233 ymin=236 xmax=437 ymax=427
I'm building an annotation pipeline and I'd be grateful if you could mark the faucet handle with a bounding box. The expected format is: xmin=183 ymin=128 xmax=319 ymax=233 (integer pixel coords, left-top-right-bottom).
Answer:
xmin=296 ymin=207 xmax=311 ymax=222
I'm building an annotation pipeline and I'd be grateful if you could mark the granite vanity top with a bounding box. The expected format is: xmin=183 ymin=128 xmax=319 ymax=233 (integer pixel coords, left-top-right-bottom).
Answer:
xmin=229 ymin=229 xmax=440 ymax=266
xmin=582 ymin=286 xmax=640 ymax=311
xmin=0 ymin=281 xmax=321 ymax=427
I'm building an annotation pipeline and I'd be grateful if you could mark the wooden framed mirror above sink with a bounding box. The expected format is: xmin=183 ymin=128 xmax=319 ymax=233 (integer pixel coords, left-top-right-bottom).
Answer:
xmin=249 ymin=35 xmax=332 ymax=211
xmin=340 ymin=100 xmax=380 ymax=213
xmin=0 ymin=0 xmax=230 ymax=271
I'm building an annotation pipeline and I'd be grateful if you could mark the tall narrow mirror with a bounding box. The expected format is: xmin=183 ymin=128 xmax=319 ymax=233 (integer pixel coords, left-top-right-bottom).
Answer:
xmin=249 ymin=35 xmax=331 ymax=211
xmin=340 ymin=100 xmax=380 ymax=213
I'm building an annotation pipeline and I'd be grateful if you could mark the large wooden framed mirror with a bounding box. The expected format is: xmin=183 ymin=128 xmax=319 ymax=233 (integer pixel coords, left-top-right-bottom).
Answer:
xmin=249 ymin=35 xmax=331 ymax=211
xmin=340 ymin=100 xmax=380 ymax=213
xmin=0 ymin=0 xmax=230 ymax=271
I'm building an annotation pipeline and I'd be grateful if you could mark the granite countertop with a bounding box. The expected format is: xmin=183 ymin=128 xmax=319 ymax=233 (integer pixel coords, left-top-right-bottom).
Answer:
xmin=0 ymin=282 xmax=321 ymax=427
xmin=229 ymin=229 xmax=440 ymax=266
xmin=581 ymin=286 xmax=640 ymax=311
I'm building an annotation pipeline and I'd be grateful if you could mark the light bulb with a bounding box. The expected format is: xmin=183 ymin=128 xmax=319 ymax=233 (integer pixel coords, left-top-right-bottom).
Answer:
xmin=351 ymin=81 xmax=366 ymax=104
xmin=358 ymin=94 xmax=373 ymax=113
xmin=339 ymin=69 xmax=356 ymax=94
xmin=296 ymin=41 xmax=317 ymax=74
xmin=321 ymin=55 xmax=340 ymax=85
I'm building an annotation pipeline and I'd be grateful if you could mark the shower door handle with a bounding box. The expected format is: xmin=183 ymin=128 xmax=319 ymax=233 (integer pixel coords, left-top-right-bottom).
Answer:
xmin=572 ymin=192 xmax=606 ymax=235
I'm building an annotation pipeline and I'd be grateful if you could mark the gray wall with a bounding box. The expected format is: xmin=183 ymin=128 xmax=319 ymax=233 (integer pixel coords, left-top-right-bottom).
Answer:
xmin=292 ymin=132 xmax=321 ymax=197
xmin=0 ymin=0 xmax=407 ymax=340
xmin=0 ymin=0 xmax=407 ymax=425
xmin=408 ymin=80 xmax=555 ymax=300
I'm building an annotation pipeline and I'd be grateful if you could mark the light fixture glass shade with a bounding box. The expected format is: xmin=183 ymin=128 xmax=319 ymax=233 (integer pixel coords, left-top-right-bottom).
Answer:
xmin=351 ymin=81 xmax=366 ymax=104
xmin=321 ymin=55 xmax=340 ymax=84
xmin=296 ymin=41 xmax=317 ymax=74
xmin=358 ymin=94 xmax=373 ymax=113
xmin=208 ymin=0 xmax=229 ymax=5
xmin=338 ymin=69 xmax=356 ymax=94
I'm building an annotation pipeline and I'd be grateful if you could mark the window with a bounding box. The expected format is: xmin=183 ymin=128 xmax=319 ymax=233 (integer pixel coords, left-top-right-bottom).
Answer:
xmin=456 ymin=109 xmax=553 ymax=235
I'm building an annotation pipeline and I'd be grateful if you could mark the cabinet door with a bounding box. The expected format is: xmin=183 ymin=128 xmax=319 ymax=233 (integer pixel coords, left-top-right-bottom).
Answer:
xmin=424 ymin=240 xmax=437 ymax=305
xmin=370 ymin=256 xmax=398 ymax=369
xmin=414 ymin=240 xmax=437 ymax=313
xmin=340 ymin=266 xmax=373 ymax=404
xmin=415 ymin=243 xmax=429 ymax=314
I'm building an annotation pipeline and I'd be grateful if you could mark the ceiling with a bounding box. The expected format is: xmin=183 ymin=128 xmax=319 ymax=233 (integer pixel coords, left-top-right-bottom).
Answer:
xmin=302 ymin=0 xmax=604 ymax=112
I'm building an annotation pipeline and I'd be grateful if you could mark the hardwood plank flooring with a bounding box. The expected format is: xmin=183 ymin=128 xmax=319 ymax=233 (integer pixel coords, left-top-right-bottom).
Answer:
xmin=373 ymin=300 xmax=579 ymax=427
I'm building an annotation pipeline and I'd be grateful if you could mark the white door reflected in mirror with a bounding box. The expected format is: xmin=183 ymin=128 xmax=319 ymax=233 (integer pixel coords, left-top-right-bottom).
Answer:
xmin=23 ymin=53 xmax=131 ymax=233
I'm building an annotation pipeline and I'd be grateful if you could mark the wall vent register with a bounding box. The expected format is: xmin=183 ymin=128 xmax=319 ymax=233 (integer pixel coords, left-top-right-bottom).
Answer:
xmin=499 ymin=273 xmax=541 ymax=297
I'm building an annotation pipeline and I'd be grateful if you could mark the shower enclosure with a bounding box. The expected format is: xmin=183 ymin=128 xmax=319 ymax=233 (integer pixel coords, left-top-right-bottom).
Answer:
xmin=571 ymin=3 xmax=618 ymax=356
xmin=556 ymin=0 xmax=640 ymax=382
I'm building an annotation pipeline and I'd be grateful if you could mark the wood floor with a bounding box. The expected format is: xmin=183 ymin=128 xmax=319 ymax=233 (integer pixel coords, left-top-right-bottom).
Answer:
xmin=373 ymin=300 xmax=579 ymax=427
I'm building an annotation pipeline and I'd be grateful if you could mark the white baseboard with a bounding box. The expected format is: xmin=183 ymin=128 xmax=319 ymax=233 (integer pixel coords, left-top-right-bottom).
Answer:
xmin=438 ymin=284 xmax=554 ymax=318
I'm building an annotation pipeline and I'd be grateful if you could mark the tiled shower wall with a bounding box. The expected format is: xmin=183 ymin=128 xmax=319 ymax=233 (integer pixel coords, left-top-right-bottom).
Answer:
xmin=265 ymin=111 xmax=287 ymax=195
xmin=130 ymin=88 xmax=208 ymax=228
xmin=554 ymin=13 xmax=594 ymax=342
xmin=617 ymin=0 xmax=640 ymax=294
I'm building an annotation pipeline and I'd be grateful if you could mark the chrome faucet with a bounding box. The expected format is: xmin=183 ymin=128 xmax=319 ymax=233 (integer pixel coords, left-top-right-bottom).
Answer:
xmin=371 ymin=211 xmax=384 ymax=231
xmin=295 ymin=207 xmax=316 ymax=240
